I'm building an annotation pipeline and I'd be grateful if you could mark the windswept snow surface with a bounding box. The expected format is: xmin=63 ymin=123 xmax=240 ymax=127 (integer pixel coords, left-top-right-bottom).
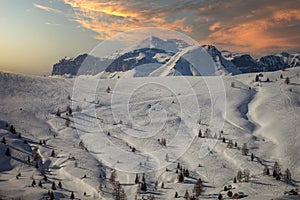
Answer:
xmin=1 ymin=68 xmax=300 ymax=199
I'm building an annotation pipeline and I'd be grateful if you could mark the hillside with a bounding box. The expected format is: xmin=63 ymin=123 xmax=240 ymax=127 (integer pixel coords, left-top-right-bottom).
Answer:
xmin=1 ymin=68 xmax=300 ymax=199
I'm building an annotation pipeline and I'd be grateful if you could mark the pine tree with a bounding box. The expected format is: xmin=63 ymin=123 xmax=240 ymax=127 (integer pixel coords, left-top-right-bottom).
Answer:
xmin=70 ymin=191 xmax=75 ymax=199
xmin=244 ymin=169 xmax=250 ymax=182
xmin=161 ymin=181 xmax=164 ymax=189
xmin=175 ymin=192 xmax=178 ymax=198
xmin=135 ymin=174 xmax=139 ymax=184
xmin=110 ymin=170 xmax=116 ymax=183
xmin=106 ymin=86 xmax=111 ymax=93
xmin=177 ymin=162 xmax=180 ymax=169
xmin=58 ymin=181 xmax=62 ymax=188
xmin=142 ymin=174 xmax=145 ymax=182
xmin=5 ymin=147 xmax=11 ymax=156
xmin=263 ymin=166 xmax=270 ymax=175
xmin=241 ymin=143 xmax=248 ymax=156
xmin=56 ymin=108 xmax=61 ymax=117
xmin=273 ymin=161 xmax=280 ymax=176
xmin=218 ymin=193 xmax=223 ymax=200
xmin=165 ymin=153 xmax=169 ymax=162
xmin=227 ymin=190 xmax=233 ymax=197
xmin=154 ymin=180 xmax=158 ymax=190
xmin=251 ymin=153 xmax=254 ymax=161
xmin=285 ymin=168 xmax=291 ymax=183
xmin=198 ymin=129 xmax=202 ymax=138
xmin=32 ymin=179 xmax=36 ymax=187
xmin=10 ymin=125 xmax=16 ymax=134
xmin=65 ymin=117 xmax=70 ymax=127
xmin=234 ymin=141 xmax=238 ymax=148
xmin=255 ymin=75 xmax=260 ymax=82
xmin=141 ymin=181 xmax=147 ymax=191
xmin=233 ymin=177 xmax=237 ymax=183
xmin=280 ymin=74 xmax=283 ymax=79
xmin=184 ymin=190 xmax=190 ymax=199
xmin=178 ymin=171 xmax=184 ymax=183
xmin=51 ymin=149 xmax=55 ymax=157
xmin=50 ymin=191 xmax=54 ymax=200
xmin=193 ymin=178 xmax=203 ymax=197
xmin=52 ymin=182 xmax=56 ymax=190
xmin=1 ymin=137 xmax=6 ymax=144
xmin=237 ymin=170 xmax=243 ymax=182
xmin=285 ymin=77 xmax=290 ymax=84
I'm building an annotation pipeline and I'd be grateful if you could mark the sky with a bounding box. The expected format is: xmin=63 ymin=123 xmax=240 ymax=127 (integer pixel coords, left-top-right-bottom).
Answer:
xmin=0 ymin=0 xmax=300 ymax=75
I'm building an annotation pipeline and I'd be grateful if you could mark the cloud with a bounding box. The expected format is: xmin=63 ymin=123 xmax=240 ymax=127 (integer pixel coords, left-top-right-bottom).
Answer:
xmin=45 ymin=22 xmax=61 ymax=26
xmin=62 ymin=0 xmax=300 ymax=55
xmin=209 ymin=22 xmax=221 ymax=31
xmin=33 ymin=3 xmax=63 ymax=15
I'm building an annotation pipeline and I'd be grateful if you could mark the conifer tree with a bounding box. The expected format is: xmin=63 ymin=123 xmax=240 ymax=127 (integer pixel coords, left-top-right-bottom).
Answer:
xmin=251 ymin=153 xmax=254 ymax=161
xmin=184 ymin=190 xmax=190 ymax=199
xmin=32 ymin=179 xmax=36 ymax=187
xmin=285 ymin=168 xmax=291 ymax=183
xmin=193 ymin=178 xmax=203 ymax=197
xmin=178 ymin=171 xmax=184 ymax=183
xmin=241 ymin=143 xmax=248 ymax=156
xmin=50 ymin=191 xmax=54 ymax=200
xmin=175 ymin=192 xmax=178 ymax=198
xmin=135 ymin=174 xmax=139 ymax=184
xmin=71 ymin=191 xmax=75 ymax=199
xmin=1 ymin=137 xmax=6 ymax=144
xmin=52 ymin=182 xmax=57 ymax=190
xmin=5 ymin=147 xmax=11 ymax=156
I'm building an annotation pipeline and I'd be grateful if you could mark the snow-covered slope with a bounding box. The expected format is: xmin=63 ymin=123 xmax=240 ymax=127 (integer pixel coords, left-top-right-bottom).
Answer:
xmin=1 ymin=68 xmax=300 ymax=199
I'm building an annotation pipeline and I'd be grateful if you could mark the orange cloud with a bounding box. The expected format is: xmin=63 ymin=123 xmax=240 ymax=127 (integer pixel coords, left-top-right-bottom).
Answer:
xmin=63 ymin=0 xmax=191 ymax=40
xmin=209 ymin=22 xmax=221 ymax=31
xmin=206 ymin=8 xmax=300 ymax=53
xmin=63 ymin=0 xmax=300 ymax=55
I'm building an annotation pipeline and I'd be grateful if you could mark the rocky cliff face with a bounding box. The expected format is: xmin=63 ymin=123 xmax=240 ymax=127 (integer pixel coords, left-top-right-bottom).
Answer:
xmin=51 ymin=38 xmax=300 ymax=76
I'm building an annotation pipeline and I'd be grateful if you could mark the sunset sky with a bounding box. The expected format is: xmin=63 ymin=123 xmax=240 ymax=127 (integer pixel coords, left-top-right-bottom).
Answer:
xmin=1 ymin=0 xmax=300 ymax=75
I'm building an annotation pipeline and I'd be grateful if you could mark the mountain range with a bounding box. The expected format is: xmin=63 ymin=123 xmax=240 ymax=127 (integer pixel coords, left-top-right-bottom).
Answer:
xmin=52 ymin=36 xmax=300 ymax=77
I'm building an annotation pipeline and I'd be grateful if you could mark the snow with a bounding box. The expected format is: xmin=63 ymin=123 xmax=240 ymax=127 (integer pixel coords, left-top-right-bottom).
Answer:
xmin=1 ymin=68 xmax=300 ymax=199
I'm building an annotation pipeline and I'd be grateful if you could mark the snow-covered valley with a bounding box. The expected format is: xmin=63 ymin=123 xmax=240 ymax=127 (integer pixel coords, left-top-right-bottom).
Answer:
xmin=1 ymin=67 xmax=300 ymax=200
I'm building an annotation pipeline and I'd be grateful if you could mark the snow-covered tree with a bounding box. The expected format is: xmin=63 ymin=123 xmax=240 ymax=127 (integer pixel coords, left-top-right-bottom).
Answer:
xmin=184 ymin=190 xmax=190 ymax=199
xmin=241 ymin=143 xmax=248 ymax=156
xmin=178 ymin=171 xmax=184 ymax=183
xmin=237 ymin=170 xmax=243 ymax=182
xmin=193 ymin=178 xmax=203 ymax=197
xmin=263 ymin=166 xmax=270 ymax=175
xmin=285 ymin=168 xmax=291 ymax=183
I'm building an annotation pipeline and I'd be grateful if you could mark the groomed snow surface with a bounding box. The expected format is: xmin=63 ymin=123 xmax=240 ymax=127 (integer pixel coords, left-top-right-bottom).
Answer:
xmin=1 ymin=68 xmax=300 ymax=199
